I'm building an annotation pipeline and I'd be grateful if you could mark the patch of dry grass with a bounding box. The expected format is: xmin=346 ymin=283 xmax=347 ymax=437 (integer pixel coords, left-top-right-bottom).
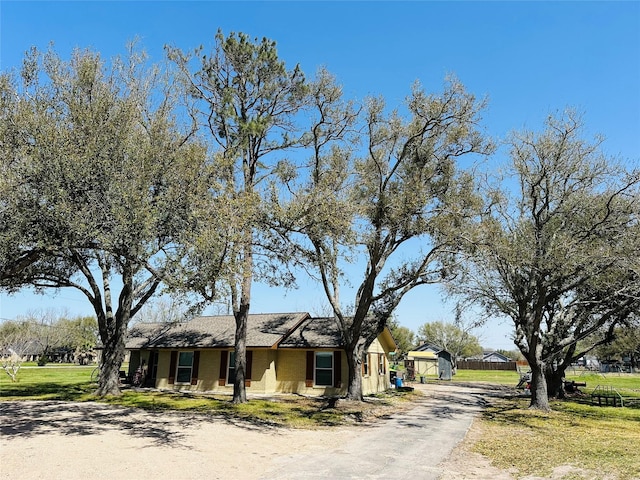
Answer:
xmin=473 ymin=396 xmax=640 ymax=479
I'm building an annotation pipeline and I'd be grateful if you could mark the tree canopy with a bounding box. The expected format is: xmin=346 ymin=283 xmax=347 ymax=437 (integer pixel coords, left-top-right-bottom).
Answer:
xmin=417 ymin=320 xmax=483 ymax=361
xmin=452 ymin=111 xmax=640 ymax=409
xmin=277 ymin=75 xmax=493 ymax=399
xmin=2 ymin=36 xmax=637 ymax=410
xmin=0 ymin=45 xmax=210 ymax=395
xmin=167 ymin=30 xmax=308 ymax=403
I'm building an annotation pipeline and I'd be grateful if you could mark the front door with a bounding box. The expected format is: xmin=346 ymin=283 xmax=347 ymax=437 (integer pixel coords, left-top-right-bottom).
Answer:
xmin=146 ymin=351 xmax=159 ymax=387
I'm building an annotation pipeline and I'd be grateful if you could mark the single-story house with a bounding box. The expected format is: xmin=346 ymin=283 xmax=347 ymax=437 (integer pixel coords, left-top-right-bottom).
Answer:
xmin=482 ymin=351 xmax=510 ymax=363
xmin=125 ymin=312 xmax=396 ymax=397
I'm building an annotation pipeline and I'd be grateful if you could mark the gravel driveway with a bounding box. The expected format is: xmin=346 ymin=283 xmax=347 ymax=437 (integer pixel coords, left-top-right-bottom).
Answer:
xmin=0 ymin=383 xmax=503 ymax=480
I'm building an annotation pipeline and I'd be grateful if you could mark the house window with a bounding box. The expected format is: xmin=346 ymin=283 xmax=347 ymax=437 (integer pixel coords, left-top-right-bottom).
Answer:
xmin=362 ymin=353 xmax=370 ymax=376
xmin=176 ymin=351 xmax=194 ymax=383
xmin=315 ymin=352 xmax=333 ymax=386
xmin=227 ymin=351 xmax=236 ymax=385
xmin=378 ymin=354 xmax=386 ymax=374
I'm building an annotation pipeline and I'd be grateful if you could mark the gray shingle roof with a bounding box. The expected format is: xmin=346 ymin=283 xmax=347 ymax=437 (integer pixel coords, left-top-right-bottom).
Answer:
xmin=125 ymin=312 xmax=311 ymax=349
xmin=278 ymin=316 xmax=344 ymax=348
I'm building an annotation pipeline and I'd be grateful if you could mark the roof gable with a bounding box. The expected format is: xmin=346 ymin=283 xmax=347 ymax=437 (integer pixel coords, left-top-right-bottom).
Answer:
xmin=414 ymin=343 xmax=442 ymax=353
xmin=483 ymin=351 xmax=510 ymax=362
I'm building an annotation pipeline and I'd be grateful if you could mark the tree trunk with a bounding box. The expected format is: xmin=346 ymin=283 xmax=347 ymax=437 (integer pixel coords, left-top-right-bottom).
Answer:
xmin=528 ymin=362 xmax=551 ymax=411
xmin=545 ymin=364 xmax=566 ymax=399
xmin=95 ymin=318 xmax=126 ymax=396
xmin=232 ymin=304 xmax=248 ymax=404
xmin=232 ymin=231 xmax=253 ymax=404
xmin=344 ymin=343 xmax=364 ymax=401
xmin=630 ymin=352 xmax=638 ymax=373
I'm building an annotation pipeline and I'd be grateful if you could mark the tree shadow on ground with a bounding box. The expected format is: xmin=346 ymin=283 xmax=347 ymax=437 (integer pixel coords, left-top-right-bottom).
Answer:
xmin=0 ymin=401 xmax=199 ymax=447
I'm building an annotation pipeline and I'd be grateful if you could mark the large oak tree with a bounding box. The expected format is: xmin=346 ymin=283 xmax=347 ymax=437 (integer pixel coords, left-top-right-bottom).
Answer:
xmin=0 ymin=46 xmax=209 ymax=395
xmin=454 ymin=111 xmax=640 ymax=410
xmin=279 ymin=76 xmax=492 ymax=400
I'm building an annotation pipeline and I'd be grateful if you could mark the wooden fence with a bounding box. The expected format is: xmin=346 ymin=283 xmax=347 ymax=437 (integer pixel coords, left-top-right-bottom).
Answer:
xmin=457 ymin=360 xmax=518 ymax=371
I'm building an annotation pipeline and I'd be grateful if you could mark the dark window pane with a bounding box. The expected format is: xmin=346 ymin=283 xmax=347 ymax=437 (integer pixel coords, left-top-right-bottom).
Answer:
xmin=316 ymin=353 xmax=332 ymax=369
xmin=176 ymin=367 xmax=191 ymax=383
xmin=228 ymin=352 xmax=236 ymax=384
xmin=178 ymin=351 xmax=193 ymax=367
xmin=316 ymin=369 xmax=332 ymax=386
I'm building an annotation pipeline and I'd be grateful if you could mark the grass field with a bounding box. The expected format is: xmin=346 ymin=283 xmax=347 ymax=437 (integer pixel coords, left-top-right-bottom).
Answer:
xmin=473 ymin=395 xmax=640 ymax=479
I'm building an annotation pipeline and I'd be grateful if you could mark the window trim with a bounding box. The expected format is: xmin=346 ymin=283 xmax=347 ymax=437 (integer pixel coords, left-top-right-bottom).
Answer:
xmin=363 ymin=353 xmax=370 ymax=377
xmin=175 ymin=351 xmax=194 ymax=384
xmin=226 ymin=351 xmax=236 ymax=387
xmin=314 ymin=351 xmax=334 ymax=387
xmin=378 ymin=353 xmax=386 ymax=375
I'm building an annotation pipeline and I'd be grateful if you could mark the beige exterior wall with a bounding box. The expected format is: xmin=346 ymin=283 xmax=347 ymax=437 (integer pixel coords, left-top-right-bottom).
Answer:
xmin=413 ymin=357 xmax=438 ymax=376
xmin=361 ymin=337 xmax=391 ymax=395
xmin=274 ymin=349 xmax=347 ymax=396
xmin=152 ymin=349 xmax=277 ymax=394
xmin=407 ymin=351 xmax=439 ymax=376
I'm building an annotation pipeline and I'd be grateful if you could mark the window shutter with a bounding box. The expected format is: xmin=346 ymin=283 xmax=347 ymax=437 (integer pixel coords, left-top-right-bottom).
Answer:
xmin=305 ymin=351 xmax=314 ymax=387
xmin=333 ymin=351 xmax=342 ymax=388
xmin=190 ymin=351 xmax=200 ymax=385
xmin=219 ymin=351 xmax=228 ymax=386
xmin=168 ymin=351 xmax=177 ymax=384
xmin=245 ymin=350 xmax=253 ymax=387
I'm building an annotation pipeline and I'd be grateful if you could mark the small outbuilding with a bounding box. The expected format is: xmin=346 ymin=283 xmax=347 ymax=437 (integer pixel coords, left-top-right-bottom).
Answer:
xmin=438 ymin=350 xmax=453 ymax=380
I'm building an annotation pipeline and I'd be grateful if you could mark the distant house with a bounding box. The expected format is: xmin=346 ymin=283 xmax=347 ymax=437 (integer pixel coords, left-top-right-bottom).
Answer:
xmin=125 ymin=312 xmax=396 ymax=397
xmin=482 ymin=351 xmax=510 ymax=363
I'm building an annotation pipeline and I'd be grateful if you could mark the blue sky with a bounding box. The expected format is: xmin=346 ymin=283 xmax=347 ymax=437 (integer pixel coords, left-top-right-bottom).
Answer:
xmin=1 ymin=1 xmax=639 ymax=349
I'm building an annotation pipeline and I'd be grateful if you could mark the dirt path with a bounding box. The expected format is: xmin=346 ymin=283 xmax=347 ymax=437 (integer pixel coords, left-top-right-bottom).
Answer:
xmin=0 ymin=383 xmax=511 ymax=480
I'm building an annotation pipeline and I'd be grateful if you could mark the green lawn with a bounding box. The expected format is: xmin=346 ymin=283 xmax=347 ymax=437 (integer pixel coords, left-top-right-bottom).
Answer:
xmin=450 ymin=368 xmax=522 ymax=385
xmin=0 ymin=366 xmax=97 ymax=400
xmin=474 ymin=395 xmax=640 ymax=479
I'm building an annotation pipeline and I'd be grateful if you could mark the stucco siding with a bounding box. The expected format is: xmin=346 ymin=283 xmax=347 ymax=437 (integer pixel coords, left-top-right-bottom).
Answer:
xmin=362 ymin=351 xmax=390 ymax=395
xmin=150 ymin=349 xmax=280 ymax=394
xmin=275 ymin=349 xmax=346 ymax=396
xmin=155 ymin=350 xmax=171 ymax=390
xmin=131 ymin=342 xmax=390 ymax=396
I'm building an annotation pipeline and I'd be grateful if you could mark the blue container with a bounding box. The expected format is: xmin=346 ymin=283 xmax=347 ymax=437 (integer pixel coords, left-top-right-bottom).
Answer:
xmin=395 ymin=377 xmax=403 ymax=388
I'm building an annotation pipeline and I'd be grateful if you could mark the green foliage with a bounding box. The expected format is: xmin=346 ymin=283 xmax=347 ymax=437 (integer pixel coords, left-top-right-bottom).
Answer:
xmin=593 ymin=321 xmax=640 ymax=368
xmin=167 ymin=31 xmax=309 ymax=404
xmin=279 ymin=73 xmax=493 ymax=400
xmin=1 ymin=45 xmax=211 ymax=396
xmin=495 ymin=348 xmax=524 ymax=361
xmin=452 ymin=110 xmax=640 ymax=409
xmin=418 ymin=320 xmax=483 ymax=360
xmin=388 ymin=318 xmax=416 ymax=355
xmin=167 ymin=30 xmax=309 ymax=303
